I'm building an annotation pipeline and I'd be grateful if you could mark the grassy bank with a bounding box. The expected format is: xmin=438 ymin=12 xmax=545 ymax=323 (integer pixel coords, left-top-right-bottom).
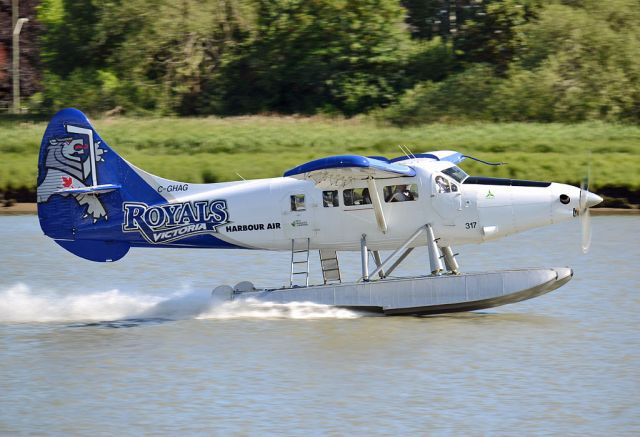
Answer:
xmin=1 ymin=116 xmax=639 ymax=205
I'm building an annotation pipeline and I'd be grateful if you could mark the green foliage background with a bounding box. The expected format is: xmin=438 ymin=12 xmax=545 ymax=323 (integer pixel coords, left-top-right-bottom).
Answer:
xmin=30 ymin=0 xmax=640 ymax=123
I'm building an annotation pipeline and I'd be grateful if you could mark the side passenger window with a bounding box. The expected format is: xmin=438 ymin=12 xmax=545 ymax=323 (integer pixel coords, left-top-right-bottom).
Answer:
xmin=384 ymin=184 xmax=419 ymax=202
xmin=290 ymin=194 xmax=305 ymax=211
xmin=343 ymin=188 xmax=372 ymax=206
xmin=323 ymin=190 xmax=339 ymax=207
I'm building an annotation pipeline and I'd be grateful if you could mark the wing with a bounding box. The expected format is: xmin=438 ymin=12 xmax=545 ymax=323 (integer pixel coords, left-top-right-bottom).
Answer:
xmin=284 ymin=155 xmax=415 ymax=187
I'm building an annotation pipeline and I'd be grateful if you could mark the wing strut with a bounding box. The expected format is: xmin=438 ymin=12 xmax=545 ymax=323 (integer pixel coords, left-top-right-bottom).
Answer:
xmin=367 ymin=177 xmax=387 ymax=234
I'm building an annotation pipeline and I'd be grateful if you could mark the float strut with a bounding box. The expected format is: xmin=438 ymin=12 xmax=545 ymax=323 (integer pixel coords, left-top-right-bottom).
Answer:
xmin=372 ymin=250 xmax=385 ymax=278
xmin=367 ymin=226 xmax=426 ymax=280
xmin=361 ymin=234 xmax=369 ymax=281
xmin=384 ymin=247 xmax=414 ymax=278
xmin=426 ymin=224 xmax=444 ymax=275
xmin=441 ymin=246 xmax=460 ymax=274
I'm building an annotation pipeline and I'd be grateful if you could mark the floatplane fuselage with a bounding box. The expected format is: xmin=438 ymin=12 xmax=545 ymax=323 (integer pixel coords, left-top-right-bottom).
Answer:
xmin=37 ymin=109 xmax=602 ymax=315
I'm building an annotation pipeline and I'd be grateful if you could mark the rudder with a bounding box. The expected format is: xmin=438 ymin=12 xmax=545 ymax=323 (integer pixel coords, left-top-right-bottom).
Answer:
xmin=37 ymin=108 xmax=163 ymax=261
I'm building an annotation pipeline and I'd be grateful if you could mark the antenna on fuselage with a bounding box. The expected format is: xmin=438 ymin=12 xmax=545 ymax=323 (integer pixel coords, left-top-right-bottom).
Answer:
xmin=398 ymin=144 xmax=417 ymax=162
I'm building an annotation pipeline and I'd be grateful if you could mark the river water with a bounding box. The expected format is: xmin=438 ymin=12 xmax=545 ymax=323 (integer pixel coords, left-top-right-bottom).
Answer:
xmin=0 ymin=215 xmax=638 ymax=435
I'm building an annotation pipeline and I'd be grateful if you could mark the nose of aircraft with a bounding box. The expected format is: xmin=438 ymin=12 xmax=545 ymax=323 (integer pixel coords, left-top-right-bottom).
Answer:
xmin=585 ymin=191 xmax=603 ymax=208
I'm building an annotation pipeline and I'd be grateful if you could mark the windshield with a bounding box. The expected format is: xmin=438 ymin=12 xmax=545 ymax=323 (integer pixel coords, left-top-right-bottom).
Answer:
xmin=442 ymin=165 xmax=468 ymax=183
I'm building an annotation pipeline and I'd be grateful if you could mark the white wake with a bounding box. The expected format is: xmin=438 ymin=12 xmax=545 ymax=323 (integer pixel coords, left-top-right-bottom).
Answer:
xmin=0 ymin=284 xmax=361 ymax=323
xmin=199 ymin=298 xmax=362 ymax=320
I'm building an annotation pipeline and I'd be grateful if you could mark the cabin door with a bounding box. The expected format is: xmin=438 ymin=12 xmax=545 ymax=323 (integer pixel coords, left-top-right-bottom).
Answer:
xmin=431 ymin=174 xmax=462 ymax=225
xmin=282 ymin=190 xmax=316 ymax=240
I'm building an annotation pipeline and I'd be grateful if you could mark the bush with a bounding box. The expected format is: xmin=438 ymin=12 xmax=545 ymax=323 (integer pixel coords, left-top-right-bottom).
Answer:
xmin=511 ymin=3 xmax=640 ymax=122
xmin=38 ymin=70 xmax=113 ymax=114
xmin=488 ymin=67 xmax=558 ymax=122
xmin=379 ymin=64 xmax=500 ymax=125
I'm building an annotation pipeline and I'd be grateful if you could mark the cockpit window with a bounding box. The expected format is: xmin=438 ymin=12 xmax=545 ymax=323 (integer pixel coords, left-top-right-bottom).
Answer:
xmin=435 ymin=175 xmax=451 ymax=193
xmin=435 ymin=175 xmax=459 ymax=193
xmin=442 ymin=166 xmax=468 ymax=183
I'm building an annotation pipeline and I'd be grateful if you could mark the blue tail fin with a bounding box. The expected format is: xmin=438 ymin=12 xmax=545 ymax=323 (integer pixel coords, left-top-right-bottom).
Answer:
xmin=37 ymin=108 xmax=165 ymax=261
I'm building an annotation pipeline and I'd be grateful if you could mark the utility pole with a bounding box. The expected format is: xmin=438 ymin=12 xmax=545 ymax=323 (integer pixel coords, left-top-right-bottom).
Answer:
xmin=12 ymin=0 xmax=18 ymax=29
xmin=11 ymin=0 xmax=18 ymax=112
xmin=12 ymin=0 xmax=28 ymax=114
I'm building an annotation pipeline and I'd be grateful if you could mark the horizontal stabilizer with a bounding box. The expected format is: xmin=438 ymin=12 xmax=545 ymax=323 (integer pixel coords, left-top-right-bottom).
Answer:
xmin=54 ymin=184 xmax=121 ymax=195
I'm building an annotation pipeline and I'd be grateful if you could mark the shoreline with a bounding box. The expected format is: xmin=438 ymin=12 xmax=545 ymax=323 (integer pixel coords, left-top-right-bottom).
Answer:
xmin=2 ymin=203 xmax=638 ymax=216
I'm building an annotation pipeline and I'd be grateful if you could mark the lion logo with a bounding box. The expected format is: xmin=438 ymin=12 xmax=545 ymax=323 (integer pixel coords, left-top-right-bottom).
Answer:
xmin=37 ymin=128 xmax=108 ymax=222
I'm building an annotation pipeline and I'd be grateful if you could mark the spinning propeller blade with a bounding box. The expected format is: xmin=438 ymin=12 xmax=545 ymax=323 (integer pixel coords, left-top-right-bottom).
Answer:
xmin=579 ymin=171 xmax=592 ymax=254
xmin=578 ymin=157 xmax=602 ymax=254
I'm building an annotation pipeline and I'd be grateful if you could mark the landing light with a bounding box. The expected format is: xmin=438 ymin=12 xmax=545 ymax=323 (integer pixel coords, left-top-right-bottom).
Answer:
xmin=560 ymin=194 xmax=570 ymax=204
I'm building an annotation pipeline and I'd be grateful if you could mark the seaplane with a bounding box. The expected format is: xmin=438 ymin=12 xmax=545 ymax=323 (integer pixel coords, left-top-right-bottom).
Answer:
xmin=37 ymin=108 xmax=603 ymax=315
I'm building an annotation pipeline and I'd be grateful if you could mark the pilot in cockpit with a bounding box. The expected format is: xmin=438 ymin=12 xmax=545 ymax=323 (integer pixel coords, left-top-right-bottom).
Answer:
xmin=435 ymin=175 xmax=451 ymax=193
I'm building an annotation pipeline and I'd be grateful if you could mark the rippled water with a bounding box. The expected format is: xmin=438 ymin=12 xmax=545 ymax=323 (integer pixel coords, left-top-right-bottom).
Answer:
xmin=1 ymin=215 xmax=638 ymax=435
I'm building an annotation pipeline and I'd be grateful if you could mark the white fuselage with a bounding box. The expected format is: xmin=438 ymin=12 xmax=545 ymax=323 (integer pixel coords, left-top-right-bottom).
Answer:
xmin=140 ymin=159 xmax=584 ymax=251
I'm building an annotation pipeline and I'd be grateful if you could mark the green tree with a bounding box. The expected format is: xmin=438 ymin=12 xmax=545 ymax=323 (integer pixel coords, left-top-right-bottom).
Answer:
xmin=37 ymin=0 xmax=255 ymax=114
xmin=220 ymin=0 xmax=413 ymax=115
xmin=103 ymin=0 xmax=255 ymax=114
xmin=37 ymin=0 xmax=116 ymax=112
xmin=383 ymin=0 xmax=640 ymax=124
xmin=38 ymin=0 xmax=103 ymax=75
xmin=503 ymin=1 xmax=640 ymax=121
xmin=453 ymin=0 xmax=541 ymax=73
xmin=402 ymin=0 xmax=486 ymax=40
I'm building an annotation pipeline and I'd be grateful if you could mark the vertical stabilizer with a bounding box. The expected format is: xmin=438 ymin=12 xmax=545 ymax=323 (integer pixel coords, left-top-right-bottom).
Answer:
xmin=37 ymin=108 xmax=163 ymax=261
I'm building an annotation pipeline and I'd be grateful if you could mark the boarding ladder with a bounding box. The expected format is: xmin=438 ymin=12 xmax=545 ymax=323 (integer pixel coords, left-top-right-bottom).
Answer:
xmin=290 ymin=238 xmax=310 ymax=287
xmin=319 ymin=249 xmax=341 ymax=284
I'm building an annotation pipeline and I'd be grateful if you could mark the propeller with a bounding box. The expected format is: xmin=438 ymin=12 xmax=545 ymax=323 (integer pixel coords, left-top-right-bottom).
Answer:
xmin=578 ymin=160 xmax=602 ymax=254
xmin=579 ymin=171 xmax=592 ymax=254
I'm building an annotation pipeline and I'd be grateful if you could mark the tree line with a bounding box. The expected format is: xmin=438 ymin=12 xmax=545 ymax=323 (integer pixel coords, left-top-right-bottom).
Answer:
xmin=5 ymin=0 xmax=640 ymax=123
